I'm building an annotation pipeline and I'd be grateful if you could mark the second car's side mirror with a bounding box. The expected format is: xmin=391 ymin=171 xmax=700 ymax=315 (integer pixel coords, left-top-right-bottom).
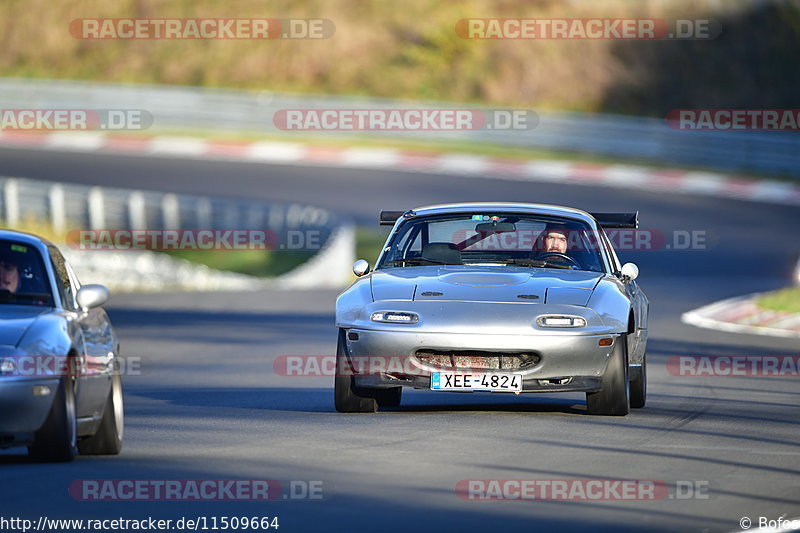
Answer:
xmin=76 ymin=284 xmax=110 ymax=310
xmin=353 ymin=259 xmax=370 ymax=277
xmin=620 ymin=263 xmax=639 ymax=281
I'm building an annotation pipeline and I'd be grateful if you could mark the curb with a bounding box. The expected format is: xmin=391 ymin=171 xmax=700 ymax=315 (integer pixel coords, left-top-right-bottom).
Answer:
xmin=2 ymin=131 xmax=800 ymax=207
xmin=681 ymin=293 xmax=800 ymax=338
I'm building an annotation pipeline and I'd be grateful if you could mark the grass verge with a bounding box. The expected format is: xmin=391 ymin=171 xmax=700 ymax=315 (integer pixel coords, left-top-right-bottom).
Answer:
xmin=757 ymin=287 xmax=800 ymax=314
xmin=356 ymin=226 xmax=390 ymax=266
xmin=161 ymin=249 xmax=314 ymax=277
xmin=1 ymin=218 xmax=315 ymax=278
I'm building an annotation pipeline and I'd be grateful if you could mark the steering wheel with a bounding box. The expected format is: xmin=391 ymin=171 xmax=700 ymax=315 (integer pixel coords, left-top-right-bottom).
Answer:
xmin=534 ymin=252 xmax=581 ymax=269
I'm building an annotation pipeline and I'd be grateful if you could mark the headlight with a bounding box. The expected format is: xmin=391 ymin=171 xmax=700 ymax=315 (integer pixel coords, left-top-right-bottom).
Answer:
xmin=536 ymin=315 xmax=587 ymax=328
xmin=370 ymin=311 xmax=419 ymax=324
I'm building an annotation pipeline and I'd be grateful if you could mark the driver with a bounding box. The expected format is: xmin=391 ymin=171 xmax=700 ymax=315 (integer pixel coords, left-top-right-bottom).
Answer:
xmin=531 ymin=224 xmax=576 ymax=267
xmin=542 ymin=227 xmax=568 ymax=254
xmin=0 ymin=255 xmax=20 ymax=293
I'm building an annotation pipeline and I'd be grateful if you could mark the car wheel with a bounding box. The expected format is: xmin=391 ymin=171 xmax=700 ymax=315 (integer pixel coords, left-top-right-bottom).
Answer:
xmin=375 ymin=387 xmax=402 ymax=408
xmin=29 ymin=377 xmax=77 ymax=462
xmin=334 ymin=329 xmax=378 ymax=413
xmin=78 ymin=369 xmax=124 ymax=455
xmin=630 ymin=352 xmax=647 ymax=409
xmin=586 ymin=336 xmax=630 ymax=416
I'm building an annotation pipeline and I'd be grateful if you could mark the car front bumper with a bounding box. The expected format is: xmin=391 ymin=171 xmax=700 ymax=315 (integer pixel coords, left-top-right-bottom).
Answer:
xmin=345 ymin=328 xmax=620 ymax=393
xmin=0 ymin=377 xmax=58 ymax=444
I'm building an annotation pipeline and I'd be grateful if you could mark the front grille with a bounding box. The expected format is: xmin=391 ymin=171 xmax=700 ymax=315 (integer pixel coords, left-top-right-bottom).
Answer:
xmin=414 ymin=350 xmax=540 ymax=371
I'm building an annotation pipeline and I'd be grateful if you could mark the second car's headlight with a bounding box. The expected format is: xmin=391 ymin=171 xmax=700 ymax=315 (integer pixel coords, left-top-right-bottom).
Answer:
xmin=370 ymin=311 xmax=419 ymax=324
xmin=536 ymin=315 xmax=587 ymax=328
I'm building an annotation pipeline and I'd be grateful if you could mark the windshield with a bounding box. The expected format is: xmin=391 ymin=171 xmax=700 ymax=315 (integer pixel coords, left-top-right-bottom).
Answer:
xmin=378 ymin=213 xmax=606 ymax=273
xmin=0 ymin=240 xmax=54 ymax=306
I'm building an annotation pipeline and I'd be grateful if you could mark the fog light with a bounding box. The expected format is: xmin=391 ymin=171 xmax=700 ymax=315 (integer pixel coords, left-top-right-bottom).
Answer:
xmin=32 ymin=385 xmax=51 ymax=397
xmin=371 ymin=312 xmax=419 ymax=324
xmin=538 ymin=377 xmax=572 ymax=386
xmin=536 ymin=315 xmax=587 ymax=328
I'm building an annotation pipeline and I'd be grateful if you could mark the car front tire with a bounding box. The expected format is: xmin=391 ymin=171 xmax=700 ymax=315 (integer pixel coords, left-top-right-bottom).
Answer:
xmin=334 ymin=329 xmax=378 ymax=413
xmin=586 ymin=336 xmax=630 ymax=416
xmin=29 ymin=377 xmax=77 ymax=462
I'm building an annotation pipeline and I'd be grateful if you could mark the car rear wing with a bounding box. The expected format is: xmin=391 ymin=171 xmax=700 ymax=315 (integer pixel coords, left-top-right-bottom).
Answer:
xmin=379 ymin=210 xmax=406 ymax=225
xmin=380 ymin=210 xmax=638 ymax=228
xmin=590 ymin=212 xmax=638 ymax=229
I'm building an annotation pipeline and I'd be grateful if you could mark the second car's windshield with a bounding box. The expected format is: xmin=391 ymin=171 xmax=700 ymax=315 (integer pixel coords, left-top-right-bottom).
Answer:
xmin=378 ymin=213 xmax=606 ymax=273
xmin=0 ymin=240 xmax=54 ymax=306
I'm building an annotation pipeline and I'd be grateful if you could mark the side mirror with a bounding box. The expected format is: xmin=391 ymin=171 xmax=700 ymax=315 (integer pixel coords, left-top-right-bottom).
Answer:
xmin=620 ymin=263 xmax=639 ymax=281
xmin=353 ymin=259 xmax=370 ymax=277
xmin=76 ymin=284 xmax=109 ymax=310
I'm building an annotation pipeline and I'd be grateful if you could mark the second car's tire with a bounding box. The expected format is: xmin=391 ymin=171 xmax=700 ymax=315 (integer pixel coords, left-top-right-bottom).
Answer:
xmin=630 ymin=352 xmax=647 ymax=409
xmin=586 ymin=336 xmax=630 ymax=416
xmin=28 ymin=377 xmax=77 ymax=462
xmin=334 ymin=330 xmax=378 ymax=413
xmin=78 ymin=370 xmax=124 ymax=455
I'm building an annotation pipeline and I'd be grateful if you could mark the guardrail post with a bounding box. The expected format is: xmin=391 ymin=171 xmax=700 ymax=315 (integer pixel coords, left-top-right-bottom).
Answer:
xmin=128 ymin=191 xmax=146 ymax=229
xmin=162 ymin=193 xmax=180 ymax=229
xmin=268 ymin=205 xmax=284 ymax=233
xmin=3 ymin=179 xmax=19 ymax=227
xmin=49 ymin=184 xmax=66 ymax=232
xmin=88 ymin=187 xmax=106 ymax=230
xmin=196 ymin=197 xmax=212 ymax=229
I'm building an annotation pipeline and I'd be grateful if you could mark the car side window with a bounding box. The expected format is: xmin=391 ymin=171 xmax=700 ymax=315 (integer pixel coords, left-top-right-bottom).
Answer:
xmin=599 ymin=229 xmax=621 ymax=274
xmin=47 ymin=245 xmax=77 ymax=311
xmin=392 ymin=224 xmax=421 ymax=258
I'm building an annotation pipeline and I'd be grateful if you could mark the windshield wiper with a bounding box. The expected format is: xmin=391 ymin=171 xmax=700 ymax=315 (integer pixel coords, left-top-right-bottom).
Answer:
xmin=472 ymin=258 xmax=574 ymax=270
xmin=382 ymin=257 xmax=449 ymax=267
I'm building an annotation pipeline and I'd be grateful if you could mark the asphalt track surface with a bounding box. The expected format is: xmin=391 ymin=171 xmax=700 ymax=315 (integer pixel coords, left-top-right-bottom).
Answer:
xmin=0 ymin=146 xmax=799 ymax=533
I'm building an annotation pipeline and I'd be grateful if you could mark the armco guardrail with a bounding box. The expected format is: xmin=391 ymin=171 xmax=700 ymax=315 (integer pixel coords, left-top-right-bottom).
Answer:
xmin=0 ymin=176 xmax=335 ymax=238
xmin=1 ymin=78 xmax=799 ymax=176
xmin=0 ymin=176 xmax=355 ymax=290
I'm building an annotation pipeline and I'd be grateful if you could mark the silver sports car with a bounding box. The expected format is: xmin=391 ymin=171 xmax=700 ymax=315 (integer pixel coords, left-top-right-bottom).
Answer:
xmin=335 ymin=203 xmax=648 ymax=415
xmin=0 ymin=230 xmax=122 ymax=461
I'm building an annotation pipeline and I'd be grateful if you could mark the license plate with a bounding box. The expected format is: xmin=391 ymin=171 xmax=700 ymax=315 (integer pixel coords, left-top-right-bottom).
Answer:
xmin=431 ymin=372 xmax=522 ymax=393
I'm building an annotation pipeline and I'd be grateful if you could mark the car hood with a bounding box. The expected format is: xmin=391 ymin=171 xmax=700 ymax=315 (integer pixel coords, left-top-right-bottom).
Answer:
xmin=0 ymin=306 xmax=49 ymax=347
xmin=370 ymin=266 xmax=603 ymax=305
